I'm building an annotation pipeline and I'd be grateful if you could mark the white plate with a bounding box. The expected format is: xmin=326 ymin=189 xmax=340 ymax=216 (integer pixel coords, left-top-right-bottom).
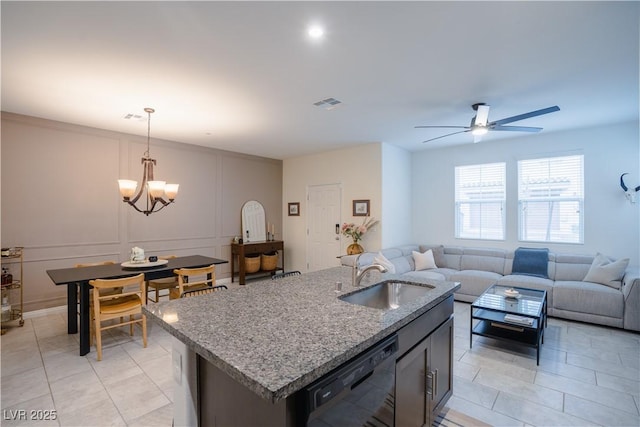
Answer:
xmin=504 ymin=289 xmax=520 ymax=298
xmin=121 ymin=259 xmax=169 ymax=269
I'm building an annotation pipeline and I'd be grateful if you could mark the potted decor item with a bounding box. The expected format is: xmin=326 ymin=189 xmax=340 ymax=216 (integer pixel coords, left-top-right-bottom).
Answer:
xmin=341 ymin=217 xmax=379 ymax=255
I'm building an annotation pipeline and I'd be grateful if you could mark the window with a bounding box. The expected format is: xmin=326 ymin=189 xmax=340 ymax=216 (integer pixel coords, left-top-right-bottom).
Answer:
xmin=518 ymin=154 xmax=584 ymax=243
xmin=455 ymin=163 xmax=505 ymax=240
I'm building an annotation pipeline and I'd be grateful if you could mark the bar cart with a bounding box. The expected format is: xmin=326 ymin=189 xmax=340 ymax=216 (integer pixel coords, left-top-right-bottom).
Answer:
xmin=1 ymin=247 xmax=24 ymax=334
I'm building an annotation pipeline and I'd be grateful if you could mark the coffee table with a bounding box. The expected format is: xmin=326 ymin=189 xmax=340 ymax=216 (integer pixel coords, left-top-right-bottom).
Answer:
xmin=470 ymin=284 xmax=547 ymax=364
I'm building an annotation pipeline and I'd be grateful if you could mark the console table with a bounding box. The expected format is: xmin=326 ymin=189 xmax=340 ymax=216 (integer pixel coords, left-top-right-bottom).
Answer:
xmin=231 ymin=240 xmax=284 ymax=285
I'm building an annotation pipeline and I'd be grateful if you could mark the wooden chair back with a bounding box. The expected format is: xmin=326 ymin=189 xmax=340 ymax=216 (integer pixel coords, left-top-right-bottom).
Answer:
xmin=89 ymin=273 xmax=147 ymax=361
xmin=170 ymin=265 xmax=216 ymax=299
xmin=271 ymin=271 xmax=301 ymax=280
xmin=75 ymin=261 xmax=116 ymax=268
xmin=180 ymin=285 xmax=228 ymax=298
xmin=146 ymin=255 xmax=178 ymax=303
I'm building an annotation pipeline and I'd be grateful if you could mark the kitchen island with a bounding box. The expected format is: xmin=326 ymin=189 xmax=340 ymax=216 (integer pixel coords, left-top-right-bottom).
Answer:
xmin=144 ymin=266 xmax=460 ymax=426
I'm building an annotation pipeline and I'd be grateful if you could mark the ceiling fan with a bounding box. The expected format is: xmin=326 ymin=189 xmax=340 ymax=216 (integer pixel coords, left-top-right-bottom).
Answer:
xmin=416 ymin=103 xmax=560 ymax=143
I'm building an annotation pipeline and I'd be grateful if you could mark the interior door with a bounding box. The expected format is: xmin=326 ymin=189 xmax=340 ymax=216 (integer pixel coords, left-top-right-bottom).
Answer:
xmin=307 ymin=184 xmax=341 ymax=272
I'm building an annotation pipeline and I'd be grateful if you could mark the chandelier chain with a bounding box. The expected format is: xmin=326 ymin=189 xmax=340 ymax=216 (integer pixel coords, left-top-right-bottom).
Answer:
xmin=143 ymin=107 xmax=154 ymax=158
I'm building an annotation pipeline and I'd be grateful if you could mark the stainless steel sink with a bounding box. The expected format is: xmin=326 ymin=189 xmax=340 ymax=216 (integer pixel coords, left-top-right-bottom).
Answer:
xmin=339 ymin=281 xmax=435 ymax=310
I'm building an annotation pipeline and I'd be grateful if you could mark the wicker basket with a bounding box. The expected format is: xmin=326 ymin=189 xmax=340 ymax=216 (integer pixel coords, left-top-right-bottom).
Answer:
xmin=261 ymin=252 xmax=278 ymax=271
xmin=245 ymin=254 xmax=261 ymax=273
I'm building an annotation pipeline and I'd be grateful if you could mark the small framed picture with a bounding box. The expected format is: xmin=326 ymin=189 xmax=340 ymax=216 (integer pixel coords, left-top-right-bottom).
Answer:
xmin=353 ymin=199 xmax=370 ymax=216
xmin=288 ymin=202 xmax=300 ymax=216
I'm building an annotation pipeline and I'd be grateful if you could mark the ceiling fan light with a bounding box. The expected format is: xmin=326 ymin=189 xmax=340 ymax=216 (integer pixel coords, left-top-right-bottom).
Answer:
xmin=472 ymin=127 xmax=488 ymax=136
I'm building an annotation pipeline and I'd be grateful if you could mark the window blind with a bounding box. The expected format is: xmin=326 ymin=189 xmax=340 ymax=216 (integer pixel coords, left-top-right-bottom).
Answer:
xmin=518 ymin=155 xmax=584 ymax=243
xmin=455 ymin=162 xmax=505 ymax=240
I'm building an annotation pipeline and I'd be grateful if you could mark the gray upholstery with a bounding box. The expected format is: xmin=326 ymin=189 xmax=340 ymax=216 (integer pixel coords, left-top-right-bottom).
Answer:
xmin=554 ymin=280 xmax=623 ymax=318
xmin=450 ymin=270 xmax=503 ymax=296
xmin=349 ymin=244 xmax=639 ymax=332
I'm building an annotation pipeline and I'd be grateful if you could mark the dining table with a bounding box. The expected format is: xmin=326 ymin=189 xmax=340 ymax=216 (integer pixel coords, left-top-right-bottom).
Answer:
xmin=46 ymin=255 xmax=228 ymax=356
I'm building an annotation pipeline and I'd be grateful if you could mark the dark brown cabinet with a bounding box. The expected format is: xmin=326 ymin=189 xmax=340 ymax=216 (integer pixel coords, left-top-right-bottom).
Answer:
xmin=231 ymin=240 xmax=284 ymax=285
xmin=395 ymin=316 xmax=453 ymax=427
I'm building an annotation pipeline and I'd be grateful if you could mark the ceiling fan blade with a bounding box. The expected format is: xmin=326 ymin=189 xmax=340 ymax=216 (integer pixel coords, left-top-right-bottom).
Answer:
xmin=415 ymin=125 xmax=469 ymax=129
xmin=491 ymin=125 xmax=542 ymax=132
xmin=475 ymin=104 xmax=490 ymax=126
xmin=422 ymin=129 xmax=470 ymax=143
xmin=490 ymin=105 xmax=560 ymax=126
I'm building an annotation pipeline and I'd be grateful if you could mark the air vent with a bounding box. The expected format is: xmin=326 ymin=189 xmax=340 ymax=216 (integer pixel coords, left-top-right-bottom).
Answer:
xmin=122 ymin=113 xmax=146 ymax=121
xmin=313 ymin=97 xmax=343 ymax=110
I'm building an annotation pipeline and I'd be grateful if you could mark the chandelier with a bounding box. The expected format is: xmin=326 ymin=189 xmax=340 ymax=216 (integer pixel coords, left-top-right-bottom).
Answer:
xmin=118 ymin=108 xmax=179 ymax=216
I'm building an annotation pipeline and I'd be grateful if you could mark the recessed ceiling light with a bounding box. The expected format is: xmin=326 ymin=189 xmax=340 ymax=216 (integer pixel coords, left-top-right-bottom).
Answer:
xmin=307 ymin=25 xmax=324 ymax=39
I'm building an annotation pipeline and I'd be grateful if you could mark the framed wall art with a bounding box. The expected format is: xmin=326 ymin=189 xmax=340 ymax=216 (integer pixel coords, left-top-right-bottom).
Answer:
xmin=288 ymin=202 xmax=300 ymax=216
xmin=352 ymin=199 xmax=370 ymax=216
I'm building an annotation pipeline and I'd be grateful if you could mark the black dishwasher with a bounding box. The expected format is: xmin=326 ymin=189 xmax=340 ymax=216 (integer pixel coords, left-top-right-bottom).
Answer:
xmin=302 ymin=334 xmax=398 ymax=427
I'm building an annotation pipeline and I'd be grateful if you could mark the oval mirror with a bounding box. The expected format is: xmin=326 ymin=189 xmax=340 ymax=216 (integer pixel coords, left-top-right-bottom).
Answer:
xmin=241 ymin=200 xmax=266 ymax=242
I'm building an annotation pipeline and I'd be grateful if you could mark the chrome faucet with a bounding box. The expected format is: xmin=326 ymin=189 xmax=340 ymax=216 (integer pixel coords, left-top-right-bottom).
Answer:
xmin=352 ymin=253 xmax=388 ymax=286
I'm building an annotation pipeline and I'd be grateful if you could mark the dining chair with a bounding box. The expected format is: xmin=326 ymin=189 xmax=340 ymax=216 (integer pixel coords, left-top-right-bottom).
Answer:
xmin=271 ymin=271 xmax=301 ymax=280
xmin=146 ymin=255 xmax=178 ymax=304
xmin=170 ymin=265 xmax=216 ymax=299
xmin=89 ymin=273 xmax=147 ymax=361
xmin=75 ymin=261 xmax=120 ymax=338
xmin=180 ymin=285 xmax=228 ymax=298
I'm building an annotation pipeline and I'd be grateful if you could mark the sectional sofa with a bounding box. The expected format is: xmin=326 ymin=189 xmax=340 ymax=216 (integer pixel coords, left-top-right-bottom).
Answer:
xmin=348 ymin=245 xmax=639 ymax=332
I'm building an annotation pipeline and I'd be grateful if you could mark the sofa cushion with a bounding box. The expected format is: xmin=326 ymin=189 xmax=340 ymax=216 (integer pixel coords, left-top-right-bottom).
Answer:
xmin=497 ymin=274 xmax=554 ymax=291
xmin=553 ymin=254 xmax=593 ymax=281
xmin=391 ymin=255 xmax=414 ymax=275
xmin=583 ymin=253 xmax=629 ymax=290
xmin=554 ymin=280 xmax=624 ymax=319
xmin=431 ymin=267 xmax=458 ymax=280
xmin=449 ymin=270 xmax=502 ymax=296
xmin=413 ymin=250 xmax=437 ymax=270
xmin=403 ymin=270 xmax=446 ymax=282
xmin=460 ymin=247 xmax=506 ymax=274
xmin=420 ymin=245 xmax=462 ymax=270
xmin=504 ymin=251 xmax=556 ymax=280
xmin=373 ymin=252 xmax=396 ymax=274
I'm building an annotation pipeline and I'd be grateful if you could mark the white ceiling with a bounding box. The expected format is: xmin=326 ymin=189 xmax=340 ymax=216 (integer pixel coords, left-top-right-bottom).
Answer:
xmin=2 ymin=1 xmax=638 ymax=160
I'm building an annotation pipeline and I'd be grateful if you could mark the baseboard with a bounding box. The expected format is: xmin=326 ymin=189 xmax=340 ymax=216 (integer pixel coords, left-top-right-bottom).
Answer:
xmin=24 ymin=305 xmax=67 ymax=319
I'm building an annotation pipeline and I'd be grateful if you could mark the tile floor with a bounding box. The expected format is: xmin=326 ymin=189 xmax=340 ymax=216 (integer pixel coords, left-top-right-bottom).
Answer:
xmin=1 ymin=301 xmax=639 ymax=426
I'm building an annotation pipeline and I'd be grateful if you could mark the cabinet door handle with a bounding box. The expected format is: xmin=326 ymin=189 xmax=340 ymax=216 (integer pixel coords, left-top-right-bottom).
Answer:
xmin=335 ymin=224 xmax=340 ymax=234
xmin=426 ymin=371 xmax=433 ymax=398
xmin=433 ymin=369 xmax=438 ymax=400
xmin=426 ymin=369 xmax=438 ymax=400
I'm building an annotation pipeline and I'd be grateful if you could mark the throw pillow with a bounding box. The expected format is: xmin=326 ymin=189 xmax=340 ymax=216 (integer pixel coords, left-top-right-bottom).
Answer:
xmin=373 ymin=252 xmax=396 ymax=274
xmin=432 ymin=245 xmax=446 ymax=268
xmin=583 ymin=253 xmax=629 ymax=290
xmin=413 ymin=250 xmax=437 ymax=271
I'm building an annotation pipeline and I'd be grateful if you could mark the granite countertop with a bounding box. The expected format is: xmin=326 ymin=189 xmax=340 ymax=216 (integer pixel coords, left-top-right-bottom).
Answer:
xmin=143 ymin=266 xmax=459 ymax=403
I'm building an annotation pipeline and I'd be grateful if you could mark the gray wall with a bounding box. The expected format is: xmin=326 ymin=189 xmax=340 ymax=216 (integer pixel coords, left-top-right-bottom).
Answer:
xmin=1 ymin=113 xmax=282 ymax=312
xmin=411 ymin=120 xmax=640 ymax=266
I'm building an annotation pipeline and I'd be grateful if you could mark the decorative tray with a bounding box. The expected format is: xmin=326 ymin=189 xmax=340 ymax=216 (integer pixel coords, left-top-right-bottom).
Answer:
xmin=121 ymin=259 xmax=169 ymax=269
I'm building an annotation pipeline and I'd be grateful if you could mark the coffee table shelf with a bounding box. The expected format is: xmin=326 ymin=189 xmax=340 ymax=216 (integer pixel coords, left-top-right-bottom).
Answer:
xmin=470 ymin=285 xmax=547 ymax=365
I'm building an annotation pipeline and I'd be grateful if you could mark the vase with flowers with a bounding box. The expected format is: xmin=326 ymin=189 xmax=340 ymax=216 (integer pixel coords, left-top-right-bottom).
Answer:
xmin=341 ymin=216 xmax=379 ymax=255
